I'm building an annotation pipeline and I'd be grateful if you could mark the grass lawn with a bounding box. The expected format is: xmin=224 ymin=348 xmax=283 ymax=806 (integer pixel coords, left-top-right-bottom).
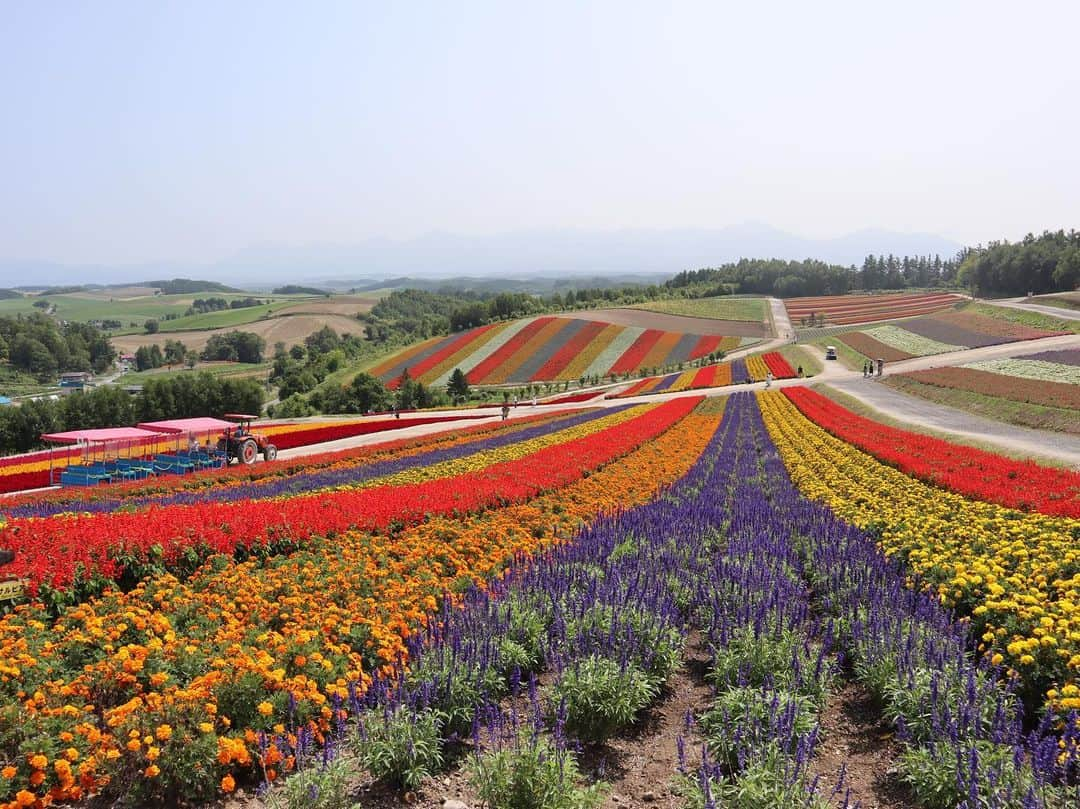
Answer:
xmin=152 ymin=303 xmax=284 ymax=332
xmin=114 ymin=362 xmax=271 ymax=385
xmin=630 ymin=296 xmax=767 ymax=322
xmin=816 ymin=384 xmax=1071 ymax=468
xmin=970 ymin=302 xmax=1080 ymax=334
xmin=809 ymin=336 xmax=865 ymax=370
xmin=0 ymin=292 xmax=320 ymax=333
xmin=882 ymin=375 xmax=1079 ymax=436
xmin=778 ymin=345 xmax=822 ymax=377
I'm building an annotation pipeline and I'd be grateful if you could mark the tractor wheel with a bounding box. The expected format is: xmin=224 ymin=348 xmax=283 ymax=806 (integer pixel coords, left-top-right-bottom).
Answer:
xmin=239 ymin=438 xmax=259 ymax=465
xmin=263 ymin=444 xmax=277 ymax=462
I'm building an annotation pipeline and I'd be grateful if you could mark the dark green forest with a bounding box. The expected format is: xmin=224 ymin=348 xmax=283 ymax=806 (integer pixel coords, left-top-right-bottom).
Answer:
xmin=0 ymin=314 xmax=115 ymax=379
xmin=958 ymin=230 xmax=1080 ymax=295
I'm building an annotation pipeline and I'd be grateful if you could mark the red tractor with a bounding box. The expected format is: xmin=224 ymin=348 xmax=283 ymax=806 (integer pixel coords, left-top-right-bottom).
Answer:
xmin=217 ymin=414 xmax=278 ymax=465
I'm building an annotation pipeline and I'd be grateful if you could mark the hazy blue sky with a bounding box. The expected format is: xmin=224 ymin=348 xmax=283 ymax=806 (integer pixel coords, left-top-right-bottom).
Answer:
xmin=2 ymin=0 xmax=1078 ymax=265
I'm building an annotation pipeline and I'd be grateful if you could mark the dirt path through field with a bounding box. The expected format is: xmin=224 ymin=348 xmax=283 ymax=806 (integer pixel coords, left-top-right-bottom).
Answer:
xmin=808 ymin=683 xmax=913 ymax=809
xmin=586 ymin=629 xmax=713 ymax=808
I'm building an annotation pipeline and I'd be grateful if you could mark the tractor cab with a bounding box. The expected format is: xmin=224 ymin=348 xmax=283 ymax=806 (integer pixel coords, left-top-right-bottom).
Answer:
xmin=217 ymin=414 xmax=278 ymax=465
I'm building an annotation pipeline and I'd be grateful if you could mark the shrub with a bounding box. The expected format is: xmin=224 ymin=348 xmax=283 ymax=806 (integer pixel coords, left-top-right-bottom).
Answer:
xmin=469 ymin=728 xmax=605 ymax=809
xmin=697 ymin=686 xmax=818 ymax=773
xmin=263 ymin=756 xmax=361 ymax=809
xmin=548 ymin=655 xmax=656 ymax=742
xmin=352 ymin=706 xmax=443 ymax=790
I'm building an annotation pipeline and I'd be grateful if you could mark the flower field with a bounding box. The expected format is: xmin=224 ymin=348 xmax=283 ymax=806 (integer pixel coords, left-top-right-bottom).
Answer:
xmin=0 ymin=402 xmax=684 ymax=601
xmin=609 ymin=351 xmax=799 ymax=399
xmin=0 ymin=394 xmax=712 ymax=807
xmin=366 ymin=315 xmax=746 ymax=387
xmin=782 ymin=387 xmax=1079 ymax=517
xmin=3 ymin=386 xmax=1080 ymax=808
xmin=760 ymin=390 xmax=1080 ymax=715
xmin=895 ymin=347 xmax=1080 ymax=413
xmin=785 ymin=291 xmax=965 ymax=326
xmin=833 ymin=308 xmax=1065 ymax=362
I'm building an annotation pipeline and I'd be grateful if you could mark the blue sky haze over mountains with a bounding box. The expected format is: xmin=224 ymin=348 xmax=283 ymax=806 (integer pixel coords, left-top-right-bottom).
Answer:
xmin=0 ymin=224 xmax=964 ymax=287
xmin=1 ymin=2 xmax=1076 ymax=283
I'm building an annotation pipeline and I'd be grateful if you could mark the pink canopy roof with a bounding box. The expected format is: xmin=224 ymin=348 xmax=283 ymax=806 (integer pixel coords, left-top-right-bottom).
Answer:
xmin=41 ymin=427 xmax=166 ymax=445
xmin=137 ymin=417 xmax=234 ymax=434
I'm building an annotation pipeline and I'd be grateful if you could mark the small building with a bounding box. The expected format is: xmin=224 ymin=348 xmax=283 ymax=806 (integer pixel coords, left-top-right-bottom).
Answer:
xmin=58 ymin=372 xmax=92 ymax=389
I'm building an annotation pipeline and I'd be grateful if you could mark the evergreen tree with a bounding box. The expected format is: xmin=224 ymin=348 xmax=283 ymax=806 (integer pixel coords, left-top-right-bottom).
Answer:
xmin=447 ymin=367 xmax=470 ymax=404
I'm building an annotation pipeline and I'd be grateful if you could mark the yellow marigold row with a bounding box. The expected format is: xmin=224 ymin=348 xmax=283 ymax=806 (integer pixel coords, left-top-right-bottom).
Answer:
xmin=756 ymin=390 xmax=1080 ymax=716
xmin=0 ymin=399 xmax=722 ymax=807
xmin=746 ymin=354 xmax=771 ymax=382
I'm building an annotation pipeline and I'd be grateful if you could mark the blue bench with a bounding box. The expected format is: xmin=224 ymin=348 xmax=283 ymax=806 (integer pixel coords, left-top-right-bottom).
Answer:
xmin=60 ymin=466 xmax=112 ymax=487
xmin=115 ymin=458 xmax=156 ymax=479
xmin=153 ymin=454 xmax=196 ymax=474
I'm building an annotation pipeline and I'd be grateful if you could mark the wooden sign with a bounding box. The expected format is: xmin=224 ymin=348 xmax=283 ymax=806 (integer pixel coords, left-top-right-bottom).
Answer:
xmin=0 ymin=579 xmax=26 ymax=602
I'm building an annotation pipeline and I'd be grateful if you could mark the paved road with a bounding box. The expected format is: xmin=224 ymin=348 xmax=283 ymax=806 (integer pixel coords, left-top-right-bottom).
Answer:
xmin=988 ymin=297 xmax=1080 ymax=321
xmin=828 ymin=377 xmax=1080 ymax=467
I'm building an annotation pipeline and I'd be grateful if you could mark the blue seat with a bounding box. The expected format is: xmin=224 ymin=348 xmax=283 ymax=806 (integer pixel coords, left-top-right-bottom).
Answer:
xmin=154 ymin=454 xmax=195 ymax=474
xmin=115 ymin=459 xmax=156 ymax=479
xmin=60 ymin=466 xmax=111 ymax=487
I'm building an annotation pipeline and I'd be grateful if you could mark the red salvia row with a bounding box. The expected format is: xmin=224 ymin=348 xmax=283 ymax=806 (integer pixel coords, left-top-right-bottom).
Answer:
xmin=3 ymin=397 xmax=699 ymax=595
xmin=782 ymin=386 xmax=1079 ymax=519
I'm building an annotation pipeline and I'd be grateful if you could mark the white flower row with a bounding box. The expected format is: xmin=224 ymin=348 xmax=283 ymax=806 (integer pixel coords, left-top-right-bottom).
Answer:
xmin=964 ymin=358 xmax=1080 ymax=385
xmin=583 ymin=325 xmax=645 ymax=377
xmin=429 ymin=318 xmax=536 ymax=386
xmin=865 ymin=325 xmax=963 ymax=356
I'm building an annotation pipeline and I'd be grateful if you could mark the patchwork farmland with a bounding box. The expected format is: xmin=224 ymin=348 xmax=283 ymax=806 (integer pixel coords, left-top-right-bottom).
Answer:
xmin=368 ymin=312 xmax=761 ymax=388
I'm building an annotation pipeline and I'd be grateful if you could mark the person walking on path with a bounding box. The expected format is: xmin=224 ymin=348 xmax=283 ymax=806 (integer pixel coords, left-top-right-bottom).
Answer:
xmin=765 ymin=371 xmax=774 ymax=388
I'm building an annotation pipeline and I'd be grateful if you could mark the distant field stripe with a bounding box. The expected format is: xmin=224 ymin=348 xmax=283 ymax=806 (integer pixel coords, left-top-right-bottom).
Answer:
xmin=651 ymin=372 xmax=681 ymax=392
xmin=467 ymin=316 xmax=556 ymax=384
xmin=369 ymin=334 xmax=443 ymax=379
xmin=609 ymin=329 xmax=664 ymax=375
xmin=380 ymin=334 xmax=459 ymax=386
xmin=509 ymin=315 xmax=587 ymax=382
xmin=670 ymin=369 xmax=700 ymax=391
xmin=691 ymin=365 xmax=716 ymax=389
xmin=560 ymin=323 xmax=622 ymax=380
xmin=664 ymin=332 xmax=704 ymax=366
xmin=582 ymin=325 xmax=642 ymax=378
xmin=713 ymin=363 xmax=733 ymax=387
xmin=484 ymin=318 xmax=569 ymax=384
xmin=836 ymin=332 xmax=914 ymax=363
xmin=433 ymin=320 xmax=530 ymax=385
xmin=407 ymin=324 xmax=499 ymax=383
xmin=619 ymin=378 xmax=655 ymax=397
xmin=639 ymin=330 xmax=683 ymax=371
xmin=688 ymin=335 xmax=726 ymax=360
xmin=424 ymin=322 xmax=512 ymax=385
xmin=904 ymin=367 xmax=1080 ymax=411
xmin=530 ymin=319 xmax=607 ymax=381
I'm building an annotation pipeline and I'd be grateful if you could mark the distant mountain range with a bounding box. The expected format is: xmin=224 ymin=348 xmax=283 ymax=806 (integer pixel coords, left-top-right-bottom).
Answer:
xmin=0 ymin=224 xmax=965 ymax=289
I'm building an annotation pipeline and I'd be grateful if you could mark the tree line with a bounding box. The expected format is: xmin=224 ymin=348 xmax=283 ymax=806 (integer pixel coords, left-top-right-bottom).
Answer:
xmin=666 ymin=255 xmax=964 ymax=299
xmin=958 ymin=230 xmax=1080 ymax=296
